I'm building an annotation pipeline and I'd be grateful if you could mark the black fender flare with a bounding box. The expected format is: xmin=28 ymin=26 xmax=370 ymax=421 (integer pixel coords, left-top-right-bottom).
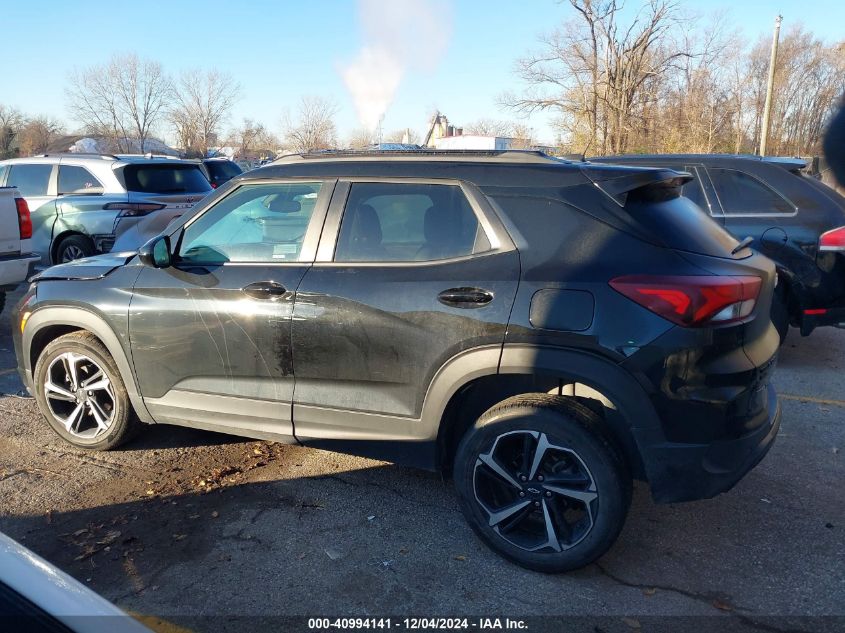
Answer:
xmin=23 ymin=306 xmax=153 ymax=423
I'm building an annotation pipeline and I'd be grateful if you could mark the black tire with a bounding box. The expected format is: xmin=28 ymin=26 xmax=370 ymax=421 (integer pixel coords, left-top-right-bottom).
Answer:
xmin=33 ymin=331 xmax=140 ymax=450
xmin=454 ymin=394 xmax=631 ymax=573
xmin=54 ymin=234 xmax=95 ymax=263
xmin=771 ymin=284 xmax=790 ymax=345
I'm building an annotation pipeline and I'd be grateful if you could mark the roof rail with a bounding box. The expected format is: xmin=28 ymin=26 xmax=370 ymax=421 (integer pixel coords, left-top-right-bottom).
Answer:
xmin=272 ymin=149 xmax=567 ymax=165
xmin=114 ymin=153 xmax=181 ymax=160
xmin=34 ymin=152 xmax=120 ymax=160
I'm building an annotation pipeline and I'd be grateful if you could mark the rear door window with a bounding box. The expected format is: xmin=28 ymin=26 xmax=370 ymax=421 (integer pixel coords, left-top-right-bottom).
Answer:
xmin=709 ymin=167 xmax=795 ymax=215
xmin=122 ymin=164 xmax=212 ymax=194
xmin=58 ymin=165 xmax=103 ymax=194
xmin=7 ymin=164 xmax=52 ymax=197
xmin=334 ymin=182 xmax=491 ymax=262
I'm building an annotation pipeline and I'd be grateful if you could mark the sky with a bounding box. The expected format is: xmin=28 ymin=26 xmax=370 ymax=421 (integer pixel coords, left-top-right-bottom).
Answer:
xmin=2 ymin=0 xmax=844 ymax=146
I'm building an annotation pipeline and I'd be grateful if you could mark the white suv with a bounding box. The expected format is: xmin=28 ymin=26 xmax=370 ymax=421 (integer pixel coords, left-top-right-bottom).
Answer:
xmin=0 ymin=154 xmax=212 ymax=264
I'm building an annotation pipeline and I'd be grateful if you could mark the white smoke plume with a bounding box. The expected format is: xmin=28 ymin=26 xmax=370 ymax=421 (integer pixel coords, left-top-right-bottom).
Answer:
xmin=341 ymin=0 xmax=452 ymax=132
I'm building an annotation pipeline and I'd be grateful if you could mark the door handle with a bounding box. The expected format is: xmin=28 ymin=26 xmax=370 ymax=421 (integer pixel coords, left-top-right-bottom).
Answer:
xmin=242 ymin=281 xmax=288 ymax=300
xmin=437 ymin=287 xmax=494 ymax=308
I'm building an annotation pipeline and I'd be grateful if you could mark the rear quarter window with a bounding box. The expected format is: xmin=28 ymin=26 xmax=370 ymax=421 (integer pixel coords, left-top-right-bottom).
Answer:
xmin=121 ymin=164 xmax=212 ymax=194
xmin=709 ymin=167 xmax=795 ymax=215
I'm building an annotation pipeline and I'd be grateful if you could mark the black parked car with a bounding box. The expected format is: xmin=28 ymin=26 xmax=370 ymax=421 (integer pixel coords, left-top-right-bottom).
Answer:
xmin=13 ymin=150 xmax=781 ymax=572
xmin=593 ymin=154 xmax=845 ymax=339
xmin=200 ymin=157 xmax=243 ymax=189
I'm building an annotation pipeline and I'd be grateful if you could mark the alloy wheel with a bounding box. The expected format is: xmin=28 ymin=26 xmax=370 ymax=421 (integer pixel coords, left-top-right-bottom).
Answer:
xmin=43 ymin=352 xmax=116 ymax=439
xmin=61 ymin=245 xmax=86 ymax=262
xmin=472 ymin=430 xmax=598 ymax=552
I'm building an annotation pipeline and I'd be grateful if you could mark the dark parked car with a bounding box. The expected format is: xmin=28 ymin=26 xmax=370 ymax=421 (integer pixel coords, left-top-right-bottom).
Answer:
xmin=592 ymin=154 xmax=845 ymax=339
xmin=200 ymin=157 xmax=243 ymax=189
xmin=13 ymin=150 xmax=781 ymax=572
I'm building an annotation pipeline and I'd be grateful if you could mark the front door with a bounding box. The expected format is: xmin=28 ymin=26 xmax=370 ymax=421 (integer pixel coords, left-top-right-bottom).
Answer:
xmin=128 ymin=179 xmax=333 ymax=438
xmin=291 ymin=179 xmax=519 ymax=443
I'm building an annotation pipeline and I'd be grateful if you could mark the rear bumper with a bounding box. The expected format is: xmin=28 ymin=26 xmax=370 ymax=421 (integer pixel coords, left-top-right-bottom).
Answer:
xmin=635 ymin=384 xmax=781 ymax=503
xmin=0 ymin=253 xmax=40 ymax=288
xmin=800 ymin=304 xmax=845 ymax=335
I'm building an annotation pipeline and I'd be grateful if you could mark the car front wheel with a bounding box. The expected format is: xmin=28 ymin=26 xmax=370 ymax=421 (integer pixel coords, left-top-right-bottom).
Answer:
xmin=33 ymin=332 xmax=140 ymax=450
xmin=454 ymin=394 xmax=631 ymax=573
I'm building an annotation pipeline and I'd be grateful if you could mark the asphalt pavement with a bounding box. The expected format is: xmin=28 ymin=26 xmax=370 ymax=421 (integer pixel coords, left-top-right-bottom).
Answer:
xmin=0 ymin=286 xmax=843 ymax=633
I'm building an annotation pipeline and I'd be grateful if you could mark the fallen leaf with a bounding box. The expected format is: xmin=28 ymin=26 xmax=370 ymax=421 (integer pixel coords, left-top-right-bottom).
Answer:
xmin=172 ymin=534 xmax=187 ymax=541
xmin=621 ymin=617 xmax=641 ymax=629
xmin=454 ymin=554 xmax=467 ymax=561
xmin=145 ymin=489 xmax=155 ymax=496
xmin=643 ymin=587 xmax=657 ymax=596
xmin=712 ymin=599 xmax=733 ymax=612
xmin=97 ymin=530 xmax=120 ymax=545
xmin=211 ymin=511 xmax=219 ymax=518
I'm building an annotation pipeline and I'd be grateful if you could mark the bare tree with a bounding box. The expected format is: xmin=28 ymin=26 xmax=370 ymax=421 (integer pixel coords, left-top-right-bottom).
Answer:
xmin=503 ymin=0 xmax=688 ymax=155
xmin=464 ymin=119 xmax=516 ymax=137
xmin=171 ymin=69 xmax=241 ymax=156
xmin=227 ymin=119 xmax=278 ymax=159
xmin=282 ymin=96 xmax=339 ymax=153
xmin=0 ymin=105 xmax=25 ymax=158
xmin=17 ymin=116 xmax=64 ymax=156
xmin=67 ymin=53 xmax=171 ymax=152
xmin=346 ymin=127 xmax=375 ymax=149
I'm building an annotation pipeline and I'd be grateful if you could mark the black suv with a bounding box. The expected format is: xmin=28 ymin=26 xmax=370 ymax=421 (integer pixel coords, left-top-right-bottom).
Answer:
xmin=13 ymin=151 xmax=781 ymax=572
xmin=593 ymin=154 xmax=845 ymax=339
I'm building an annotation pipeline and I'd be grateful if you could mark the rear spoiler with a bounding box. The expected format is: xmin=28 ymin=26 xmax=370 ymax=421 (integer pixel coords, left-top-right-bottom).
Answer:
xmin=580 ymin=164 xmax=692 ymax=207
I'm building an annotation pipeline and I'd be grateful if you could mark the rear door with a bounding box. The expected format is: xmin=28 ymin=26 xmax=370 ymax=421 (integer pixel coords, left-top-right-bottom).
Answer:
xmin=55 ymin=162 xmax=114 ymax=252
xmin=705 ymin=166 xmax=797 ymax=260
xmin=128 ymin=178 xmax=333 ymax=438
xmin=290 ymin=179 xmax=519 ymax=445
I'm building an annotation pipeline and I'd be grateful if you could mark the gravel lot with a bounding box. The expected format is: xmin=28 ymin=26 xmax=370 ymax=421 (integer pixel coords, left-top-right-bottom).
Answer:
xmin=0 ymin=286 xmax=843 ymax=632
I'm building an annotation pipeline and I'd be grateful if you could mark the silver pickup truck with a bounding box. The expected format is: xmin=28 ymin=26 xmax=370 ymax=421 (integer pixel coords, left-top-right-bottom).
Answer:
xmin=0 ymin=186 xmax=39 ymax=313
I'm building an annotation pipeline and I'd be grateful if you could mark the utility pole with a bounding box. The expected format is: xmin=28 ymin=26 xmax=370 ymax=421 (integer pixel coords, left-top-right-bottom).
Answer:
xmin=759 ymin=15 xmax=782 ymax=156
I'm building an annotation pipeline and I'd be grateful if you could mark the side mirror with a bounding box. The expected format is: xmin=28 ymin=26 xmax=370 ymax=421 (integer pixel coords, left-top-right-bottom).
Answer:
xmin=138 ymin=234 xmax=172 ymax=268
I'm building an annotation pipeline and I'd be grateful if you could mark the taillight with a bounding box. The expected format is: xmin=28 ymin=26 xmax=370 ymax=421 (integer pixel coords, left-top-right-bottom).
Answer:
xmin=609 ymin=275 xmax=762 ymax=327
xmin=15 ymin=198 xmax=32 ymax=239
xmin=819 ymin=226 xmax=845 ymax=252
xmin=211 ymin=182 xmax=218 ymax=189
xmin=103 ymin=202 xmax=167 ymax=217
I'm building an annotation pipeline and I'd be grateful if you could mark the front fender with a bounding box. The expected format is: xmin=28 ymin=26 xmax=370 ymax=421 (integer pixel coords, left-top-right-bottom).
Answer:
xmin=22 ymin=306 xmax=153 ymax=423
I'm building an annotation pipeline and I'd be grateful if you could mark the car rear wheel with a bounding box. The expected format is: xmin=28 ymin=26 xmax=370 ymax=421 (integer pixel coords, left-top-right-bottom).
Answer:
xmin=454 ymin=394 xmax=631 ymax=573
xmin=33 ymin=332 xmax=140 ymax=450
xmin=55 ymin=235 xmax=95 ymax=263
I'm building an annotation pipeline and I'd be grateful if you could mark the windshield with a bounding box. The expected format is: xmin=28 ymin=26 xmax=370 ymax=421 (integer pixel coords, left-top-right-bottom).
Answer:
xmin=121 ymin=164 xmax=212 ymax=194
